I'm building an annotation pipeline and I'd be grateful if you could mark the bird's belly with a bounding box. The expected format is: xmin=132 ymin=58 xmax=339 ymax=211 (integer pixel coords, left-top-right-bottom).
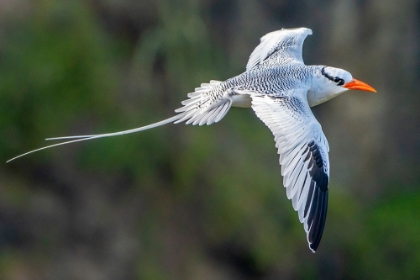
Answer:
xmin=231 ymin=94 xmax=252 ymax=108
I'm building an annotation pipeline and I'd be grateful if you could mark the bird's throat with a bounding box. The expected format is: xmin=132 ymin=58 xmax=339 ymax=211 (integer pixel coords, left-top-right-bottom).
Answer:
xmin=307 ymin=88 xmax=347 ymax=107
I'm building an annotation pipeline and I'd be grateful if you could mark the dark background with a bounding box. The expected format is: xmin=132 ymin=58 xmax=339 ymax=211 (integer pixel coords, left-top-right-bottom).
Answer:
xmin=1 ymin=0 xmax=420 ymax=279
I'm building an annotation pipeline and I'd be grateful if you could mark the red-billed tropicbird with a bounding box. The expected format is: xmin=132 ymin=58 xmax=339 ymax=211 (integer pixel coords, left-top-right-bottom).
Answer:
xmin=8 ymin=28 xmax=376 ymax=252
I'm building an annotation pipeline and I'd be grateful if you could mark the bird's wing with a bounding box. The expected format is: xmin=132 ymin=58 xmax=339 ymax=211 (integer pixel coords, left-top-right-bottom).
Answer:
xmin=246 ymin=28 xmax=312 ymax=71
xmin=251 ymin=91 xmax=329 ymax=252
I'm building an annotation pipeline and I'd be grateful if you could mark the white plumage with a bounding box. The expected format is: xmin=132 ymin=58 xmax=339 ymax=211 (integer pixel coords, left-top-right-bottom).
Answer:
xmin=8 ymin=27 xmax=376 ymax=252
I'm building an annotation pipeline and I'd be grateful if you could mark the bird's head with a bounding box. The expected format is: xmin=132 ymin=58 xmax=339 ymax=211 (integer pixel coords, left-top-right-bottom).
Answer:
xmin=308 ymin=66 xmax=376 ymax=106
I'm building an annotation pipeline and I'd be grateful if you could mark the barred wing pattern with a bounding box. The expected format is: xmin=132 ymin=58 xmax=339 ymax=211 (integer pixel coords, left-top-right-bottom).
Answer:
xmin=246 ymin=28 xmax=312 ymax=71
xmin=251 ymin=91 xmax=329 ymax=251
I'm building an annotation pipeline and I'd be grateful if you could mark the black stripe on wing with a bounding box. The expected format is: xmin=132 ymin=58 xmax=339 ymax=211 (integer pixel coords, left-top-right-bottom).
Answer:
xmin=304 ymin=140 xmax=329 ymax=252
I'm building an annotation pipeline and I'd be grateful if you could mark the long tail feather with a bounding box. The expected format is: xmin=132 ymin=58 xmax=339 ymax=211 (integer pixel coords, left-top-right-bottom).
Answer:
xmin=8 ymin=79 xmax=231 ymax=163
xmin=7 ymin=114 xmax=183 ymax=163
xmin=46 ymin=135 xmax=95 ymax=140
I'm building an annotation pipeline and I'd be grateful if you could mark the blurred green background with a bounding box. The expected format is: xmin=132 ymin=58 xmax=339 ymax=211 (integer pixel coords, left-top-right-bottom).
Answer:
xmin=1 ymin=0 xmax=420 ymax=279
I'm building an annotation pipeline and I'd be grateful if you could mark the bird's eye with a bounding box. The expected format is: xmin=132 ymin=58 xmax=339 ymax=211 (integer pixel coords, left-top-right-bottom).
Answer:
xmin=334 ymin=77 xmax=345 ymax=86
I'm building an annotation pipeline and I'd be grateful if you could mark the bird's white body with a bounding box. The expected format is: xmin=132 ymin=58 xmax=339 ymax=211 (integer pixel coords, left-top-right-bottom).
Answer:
xmin=9 ymin=28 xmax=376 ymax=252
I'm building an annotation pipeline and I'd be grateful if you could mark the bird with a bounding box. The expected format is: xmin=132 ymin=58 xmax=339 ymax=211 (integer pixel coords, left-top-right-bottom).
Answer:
xmin=8 ymin=27 xmax=376 ymax=252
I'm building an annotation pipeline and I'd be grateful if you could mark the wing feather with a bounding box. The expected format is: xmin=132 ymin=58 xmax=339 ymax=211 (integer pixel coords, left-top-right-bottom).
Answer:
xmin=251 ymin=92 xmax=330 ymax=252
xmin=246 ymin=28 xmax=312 ymax=71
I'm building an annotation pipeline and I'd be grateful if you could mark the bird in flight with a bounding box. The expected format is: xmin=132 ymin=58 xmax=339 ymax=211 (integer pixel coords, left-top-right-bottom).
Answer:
xmin=8 ymin=28 xmax=376 ymax=252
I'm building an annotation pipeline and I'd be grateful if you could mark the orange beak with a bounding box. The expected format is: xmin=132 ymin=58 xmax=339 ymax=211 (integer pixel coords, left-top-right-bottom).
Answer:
xmin=344 ymin=79 xmax=377 ymax=92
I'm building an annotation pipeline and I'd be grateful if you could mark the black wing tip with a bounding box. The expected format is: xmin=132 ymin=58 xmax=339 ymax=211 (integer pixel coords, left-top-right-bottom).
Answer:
xmin=307 ymin=189 xmax=328 ymax=253
xmin=308 ymin=220 xmax=326 ymax=252
xmin=309 ymin=242 xmax=319 ymax=253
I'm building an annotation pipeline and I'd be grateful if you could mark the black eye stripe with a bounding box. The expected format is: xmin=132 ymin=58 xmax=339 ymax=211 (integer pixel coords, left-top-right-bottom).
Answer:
xmin=321 ymin=67 xmax=345 ymax=86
